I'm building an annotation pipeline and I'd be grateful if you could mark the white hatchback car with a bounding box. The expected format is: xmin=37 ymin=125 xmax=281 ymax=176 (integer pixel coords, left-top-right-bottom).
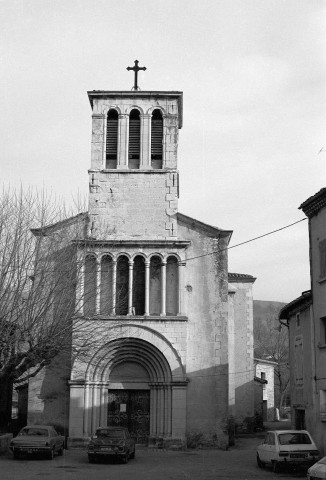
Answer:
xmin=307 ymin=456 xmax=326 ymax=479
xmin=257 ymin=430 xmax=319 ymax=473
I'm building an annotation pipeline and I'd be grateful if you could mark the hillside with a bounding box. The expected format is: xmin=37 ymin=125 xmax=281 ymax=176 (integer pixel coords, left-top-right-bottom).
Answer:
xmin=253 ymin=300 xmax=286 ymax=330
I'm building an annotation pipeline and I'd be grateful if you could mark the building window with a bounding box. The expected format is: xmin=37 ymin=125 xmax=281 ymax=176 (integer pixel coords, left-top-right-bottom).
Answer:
xmin=129 ymin=109 xmax=141 ymax=169
xmin=320 ymin=390 xmax=326 ymax=421
xmin=151 ymin=109 xmax=163 ymax=169
xmin=106 ymin=109 xmax=118 ymax=169
xmin=320 ymin=239 xmax=326 ymax=278
xmin=166 ymin=256 xmax=178 ymax=316
xmin=116 ymin=256 xmax=129 ymax=315
xmin=294 ymin=336 xmax=303 ymax=386
xmin=133 ymin=255 xmax=145 ymax=315
xmin=296 ymin=312 xmax=301 ymax=328
xmin=84 ymin=255 xmax=97 ymax=317
xmin=100 ymin=255 xmax=113 ymax=315
xmin=149 ymin=256 xmax=161 ymax=315
xmin=320 ymin=317 xmax=326 ymax=345
xmin=261 ymin=371 xmax=266 ymax=390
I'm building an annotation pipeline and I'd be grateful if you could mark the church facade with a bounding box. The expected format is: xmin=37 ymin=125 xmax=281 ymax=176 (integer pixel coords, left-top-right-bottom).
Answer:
xmin=26 ymin=83 xmax=256 ymax=448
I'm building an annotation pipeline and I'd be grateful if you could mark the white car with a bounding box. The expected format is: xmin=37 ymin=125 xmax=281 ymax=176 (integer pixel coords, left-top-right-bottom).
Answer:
xmin=307 ymin=456 xmax=326 ymax=479
xmin=257 ymin=430 xmax=319 ymax=473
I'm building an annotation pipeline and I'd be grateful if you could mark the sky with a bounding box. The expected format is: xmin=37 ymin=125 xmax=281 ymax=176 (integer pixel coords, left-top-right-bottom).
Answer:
xmin=1 ymin=0 xmax=326 ymax=302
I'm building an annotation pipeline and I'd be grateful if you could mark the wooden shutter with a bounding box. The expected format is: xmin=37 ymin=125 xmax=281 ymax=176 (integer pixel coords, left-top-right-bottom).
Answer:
xmin=129 ymin=110 xmax=140 ymax=167
xmin=151 ymin=109 xmax=163 ymax=168
xmin=106 ymin=109 xmax=118 ymax=168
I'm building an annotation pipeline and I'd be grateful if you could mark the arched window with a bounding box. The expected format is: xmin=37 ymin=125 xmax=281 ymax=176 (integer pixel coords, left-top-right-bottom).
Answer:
xmin=132 ymin=256 xmax=145 ymax=315
xmin=116 ymin=255 xmax=129 ymax=315
xmin=151 ymin=109 xmax=163 ymax=169
xmin=128 ymin=109 xmax=140 ymax=169
xmin=149 ymin=256 xmax=161 ymax=315
xmin=84 ymin=255 xmax=97 ymax=317
xmin=100 ymin=256 xmax=113 ymax=315
xmin=106 ymin=109 xmax=118 ymax=169
xmin=166 ymin=256 xmax=178 ymax=316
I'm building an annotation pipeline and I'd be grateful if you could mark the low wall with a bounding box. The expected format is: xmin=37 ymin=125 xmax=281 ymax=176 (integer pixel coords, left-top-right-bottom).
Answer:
xmin=0 ymin=434 xmax=13 ymax=454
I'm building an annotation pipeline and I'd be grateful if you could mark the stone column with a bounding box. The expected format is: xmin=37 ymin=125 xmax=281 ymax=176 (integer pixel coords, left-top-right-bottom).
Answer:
xmin=96 ymin=259 xmax=101 ymax=315
xmin=128 ymin=259 xmax=134 ymax=315
xmin=160 ymin=260 xmax=166 ymax=317
xmin=178 ymin=261 xmax=186 ymax=316
xmin=145 ymin=259 xmax=150 ymax=316
xmin=76 ymin=259 xmax=85 ymax=317
xmin=100 ymin=385 xmax=107 ymax=426
xmin=83 ymin=383 xmax=90 ymax=436
xmin=112 ymin=259 xmax=117 ymax=315
xmin=91 ymin=384 xmax=97 ymax=434
xmin=118 ymin=114 xmax=129 ymax=168
xmin=151 ymin=386 xmax=157 ymax=437
xmin=140 ymin=113 xmax=152 ymax=168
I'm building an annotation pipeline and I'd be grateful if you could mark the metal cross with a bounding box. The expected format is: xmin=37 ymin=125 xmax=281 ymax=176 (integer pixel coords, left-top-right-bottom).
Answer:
xmin=126 ymin=60 xmax=147 ymax=91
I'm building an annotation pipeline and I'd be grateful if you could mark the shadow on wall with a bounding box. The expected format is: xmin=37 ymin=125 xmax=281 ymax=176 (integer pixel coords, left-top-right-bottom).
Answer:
xmin=28 ymin=350 xmax=72 ymax=439
xmin=186 ymin=363 xmax=229 ymax=449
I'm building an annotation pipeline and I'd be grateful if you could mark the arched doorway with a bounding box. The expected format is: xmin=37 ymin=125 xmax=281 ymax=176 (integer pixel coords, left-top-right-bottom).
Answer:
xmin=77 ymin=330 xmax=187 ymax=445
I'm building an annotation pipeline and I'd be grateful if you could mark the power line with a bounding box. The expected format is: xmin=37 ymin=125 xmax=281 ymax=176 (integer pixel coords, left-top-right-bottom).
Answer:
xmin=186 ymin=218 xmax=308 ymax=262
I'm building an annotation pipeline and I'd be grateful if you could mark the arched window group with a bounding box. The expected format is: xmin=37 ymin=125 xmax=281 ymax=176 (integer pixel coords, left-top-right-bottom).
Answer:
xmin=105 ymin=108 xmax=163 ymax=169
xmin=83 ymin=254 xmax=181 ymax=317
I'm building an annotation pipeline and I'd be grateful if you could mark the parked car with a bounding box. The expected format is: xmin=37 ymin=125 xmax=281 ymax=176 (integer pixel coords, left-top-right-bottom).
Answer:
xmin=87 ymin=426 xmax=135 ymax=464
xmin=9 ymin=425 xmax=65 ymax=459
xmin=307 ymin=456 xmax=326 ymax=479
xmin=257 ymin=430 xmax=320 ymax=473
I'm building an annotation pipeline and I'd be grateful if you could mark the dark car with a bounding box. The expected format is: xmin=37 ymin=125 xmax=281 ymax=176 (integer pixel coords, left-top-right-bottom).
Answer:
xmin=87 ymin=427 xmax=135 ymax=464
xmin=9 ymin=425 xmax=65 ymax=459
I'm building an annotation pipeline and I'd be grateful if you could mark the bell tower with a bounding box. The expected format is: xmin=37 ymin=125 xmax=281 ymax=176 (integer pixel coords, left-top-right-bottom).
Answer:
xmin=87 ymin=73 xmax=183 ymax=240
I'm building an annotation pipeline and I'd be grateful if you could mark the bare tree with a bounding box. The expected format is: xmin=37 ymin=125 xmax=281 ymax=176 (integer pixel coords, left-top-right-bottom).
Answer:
xmin=254 ymin=305 xmax=290 ymax=411
xmin=0 ymin=187 xmax=114 ymax=431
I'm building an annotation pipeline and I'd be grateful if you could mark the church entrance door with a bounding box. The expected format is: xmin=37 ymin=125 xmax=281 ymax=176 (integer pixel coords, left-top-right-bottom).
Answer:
xmin=107 ymin=390 xmax=150 ymax=444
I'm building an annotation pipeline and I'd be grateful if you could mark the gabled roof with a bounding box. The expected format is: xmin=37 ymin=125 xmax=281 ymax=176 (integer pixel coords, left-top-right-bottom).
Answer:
xmin=299 ymin=188 xmax=326 ymax=218
xmin=177 ymin=212 xmax=233 ymax=242
xmin=30 ymin=212 xmax=88 ymax=236
xmin=254 ymin=357 xmax=278 ymax=366
xmin=228 ymin=272 xmax=256 ymax=283
xmin=279 ymin=290 xmax=312 ymax=320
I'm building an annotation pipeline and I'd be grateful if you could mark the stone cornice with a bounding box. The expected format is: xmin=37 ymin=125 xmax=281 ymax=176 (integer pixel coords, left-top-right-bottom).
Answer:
xmin=73 ymin=239 xmax=191 ymax=249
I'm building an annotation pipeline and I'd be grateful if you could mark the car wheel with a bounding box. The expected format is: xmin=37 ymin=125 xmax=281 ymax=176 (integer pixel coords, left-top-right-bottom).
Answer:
xmin=272 ymin=460 xmax=281 ymax=473
xmin=13 ymin=451 xmax=20 ymax=460
xmin=256 ymin=454 xmax=264 ymax=468
xmin=122 ymin=453 xmax=129 ymax=464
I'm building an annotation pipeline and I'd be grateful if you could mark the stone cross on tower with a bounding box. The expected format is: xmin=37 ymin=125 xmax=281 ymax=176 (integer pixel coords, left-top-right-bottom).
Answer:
xmin=126 ymin=60 xmax=147 ymax=91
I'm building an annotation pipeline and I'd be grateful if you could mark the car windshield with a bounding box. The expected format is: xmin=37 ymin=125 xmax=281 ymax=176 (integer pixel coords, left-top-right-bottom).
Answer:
xmin=19 ymin=428 xmax=49 ymax=437
xmin=96 ymin=429 xmax=125 ymax=439
xmin=278 ymin=433 xmax=312 ymax=445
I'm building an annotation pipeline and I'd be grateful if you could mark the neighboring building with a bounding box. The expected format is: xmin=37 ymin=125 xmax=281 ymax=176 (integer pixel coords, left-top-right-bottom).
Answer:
xmin=26 ymin=80 xmax=257 ymax=448
xmin=279 ymin=291 xmax=313 ymax=430
xmin=254 ymin=358 xmax=276 ymax=421
xmin=228 ymin=273 xmax=256 ymax=424
xmin=280 ymin=187 xmax=326 ymax=453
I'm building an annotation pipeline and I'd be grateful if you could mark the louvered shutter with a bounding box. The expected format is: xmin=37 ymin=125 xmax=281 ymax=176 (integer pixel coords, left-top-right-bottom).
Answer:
xmin=128 ymin=110 xmax=140 ymax=168
xmin=106 ymin=109 xmax=118 ymax=168
xmin=151 ymin=109 xmax=163 ymax=169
